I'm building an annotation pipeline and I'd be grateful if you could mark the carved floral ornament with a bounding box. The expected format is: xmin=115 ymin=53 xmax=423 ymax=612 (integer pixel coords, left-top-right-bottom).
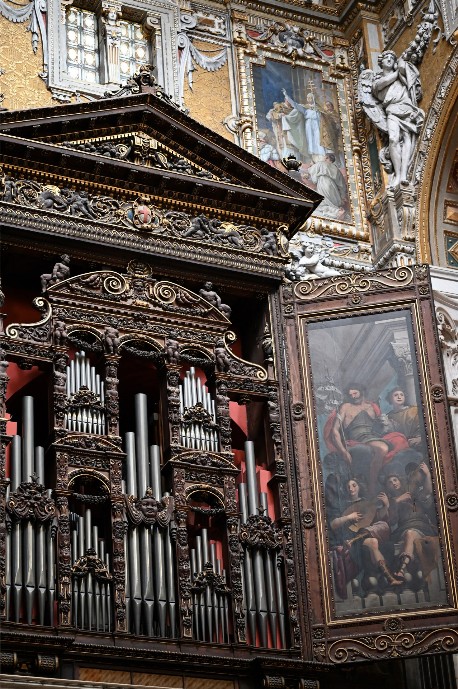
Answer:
xmin=6 ymin=473 xmax=56 ymax=525
xmin=0 ymin=171 xmax=283 ymax=258
xmin=239 ymin=509 xmax=283 ymax=550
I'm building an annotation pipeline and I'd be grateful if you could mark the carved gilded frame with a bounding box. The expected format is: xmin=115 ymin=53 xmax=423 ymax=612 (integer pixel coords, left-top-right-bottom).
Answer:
xmin=231 ymin=12 xmax=370 ymax=252
xmin=280 ymin=266 xmax=458 ymax=662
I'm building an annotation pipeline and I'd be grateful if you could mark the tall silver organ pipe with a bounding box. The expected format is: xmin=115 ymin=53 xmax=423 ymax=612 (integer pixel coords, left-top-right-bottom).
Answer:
xmin=238 ymin=441 xmax=286 ymax=649
xmin=66 ymin=351 xmax=105 ymax=434
xmin=179 ymin=367 xmax=218 ymax=451
xmin=125 ymin=393 xmax=177 ymax=638
xmin=6 ymin=396 xmax=55 ymax=625
xmin=70 ymin=507 xmax=112 ymax=632
xmin=190 ymin=528 xmax=229 ymax=643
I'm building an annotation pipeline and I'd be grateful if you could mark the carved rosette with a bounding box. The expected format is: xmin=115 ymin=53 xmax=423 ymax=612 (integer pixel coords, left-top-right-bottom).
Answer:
xmin=56 ymin=493 xmax=72 ymax=626
xmin=104 ymin=355 xmax=120 ymax=436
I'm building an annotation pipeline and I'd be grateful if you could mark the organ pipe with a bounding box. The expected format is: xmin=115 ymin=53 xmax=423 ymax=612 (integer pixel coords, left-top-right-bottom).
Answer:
xmin=124 ymin=394 xmax=177 ymax=638
xmin=238 ymin=441 xmax=286 ymax=649
xmin=6 ymin=396 xmax=55 ymax=626
xmin=66 ymin=351 xmax=105 ymax=434
xmin=179 ymin=368 xmax=218 ymax=451
xmin=190 ymin=528 xmax=229 ymax=643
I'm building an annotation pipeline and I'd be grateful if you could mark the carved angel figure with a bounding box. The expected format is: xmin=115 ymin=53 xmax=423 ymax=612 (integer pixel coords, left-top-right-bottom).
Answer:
xmin=358 ymin=50 xmax=425 ymax=188
xmin=124 ymin=489 xmax=174 ymax=528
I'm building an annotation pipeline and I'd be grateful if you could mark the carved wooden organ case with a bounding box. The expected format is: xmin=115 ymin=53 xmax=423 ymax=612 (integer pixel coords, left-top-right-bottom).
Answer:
xmin=0 ymin=258 xmax=300 ymax=652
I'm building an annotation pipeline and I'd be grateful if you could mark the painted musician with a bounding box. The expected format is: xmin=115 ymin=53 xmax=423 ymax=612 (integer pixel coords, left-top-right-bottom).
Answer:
xmin=325 ymin=383 xmax=409 ymax=493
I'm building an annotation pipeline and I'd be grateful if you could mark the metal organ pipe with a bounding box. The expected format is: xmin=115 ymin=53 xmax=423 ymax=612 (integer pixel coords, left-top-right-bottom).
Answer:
xmin=6 ymin=397 xmax=55 ymax=626
xmin=190 ymin=529 xmax=228 ymax=643
xmin=66 ymin=351 xmax=105 ymax=434
xmin=124 ymin=394 xmax=176 ymax=638
xmin=70 ymin=506 xmax=112 ymax=632
xmin=179 ymin=368 xmax=218 ymax=451
xmin=238 ymin=441 xmax=286 ymax=649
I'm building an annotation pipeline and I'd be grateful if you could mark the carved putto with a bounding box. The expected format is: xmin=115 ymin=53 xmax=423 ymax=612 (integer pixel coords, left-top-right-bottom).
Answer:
xmin=287 ymin=233 xmax=341 ymax=280
xmin=40 ymin=255 xmax=71 ymax=293
xmin=124 ymin=489 xmax=174 ymax=528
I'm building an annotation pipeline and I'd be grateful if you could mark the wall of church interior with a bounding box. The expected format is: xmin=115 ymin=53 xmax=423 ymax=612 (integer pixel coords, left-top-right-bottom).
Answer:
xmin=1 ymin=0 xmax=458 ymax=686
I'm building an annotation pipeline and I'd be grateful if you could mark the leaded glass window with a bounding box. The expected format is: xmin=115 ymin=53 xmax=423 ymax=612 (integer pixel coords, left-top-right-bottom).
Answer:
xmin=66 ymin=8 xmax=100 ymax=83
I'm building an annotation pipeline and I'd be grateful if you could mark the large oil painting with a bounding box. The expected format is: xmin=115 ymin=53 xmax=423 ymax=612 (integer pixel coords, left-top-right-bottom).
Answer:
xmin=252 ymin=59 xmax=350 ymax=222
xmin=306 ymin=310 xmax=447 ymax=617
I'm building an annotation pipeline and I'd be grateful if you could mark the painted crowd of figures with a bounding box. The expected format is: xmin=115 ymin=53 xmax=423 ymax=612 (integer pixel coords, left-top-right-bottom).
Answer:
xmin=322 ymin=383 xmax=442 ymax=608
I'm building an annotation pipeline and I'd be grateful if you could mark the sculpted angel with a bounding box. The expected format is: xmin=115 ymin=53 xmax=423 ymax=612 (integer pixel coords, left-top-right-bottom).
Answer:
xmin=358 ymin=50 xmax=424 ymax=188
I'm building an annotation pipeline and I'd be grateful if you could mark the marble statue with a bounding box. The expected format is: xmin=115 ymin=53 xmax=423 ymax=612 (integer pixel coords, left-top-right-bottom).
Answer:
xmin=287 ymin=233 xmax=341 ymax=280
xmin=358 ymin=50 xmax=425 ymax=189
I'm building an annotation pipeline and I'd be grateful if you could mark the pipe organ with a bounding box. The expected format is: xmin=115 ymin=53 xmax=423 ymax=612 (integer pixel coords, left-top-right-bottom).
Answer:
xmin=1 ymin=263 xmax=293 ymax=657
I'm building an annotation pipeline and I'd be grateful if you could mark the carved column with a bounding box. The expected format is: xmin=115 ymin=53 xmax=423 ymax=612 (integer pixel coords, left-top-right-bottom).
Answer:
xmin=215 ymin=378 xmax=232 ymax=454
xmin=55 ymin=483 xmax=72 ymax=626
xmin=0 ymin=351 xmax=9 ymax=619
xmin=165 ymin=365 xmax=181 ymax=454
xmin=173 ymin=468 xmax=192 ymax=638
xmin=53 ymin=351 xmax=68 ymax=436
xmin=104 ymin=355 xmax=121 ymax=439
xmin=224 ymin=474 xmax=245 ymax=643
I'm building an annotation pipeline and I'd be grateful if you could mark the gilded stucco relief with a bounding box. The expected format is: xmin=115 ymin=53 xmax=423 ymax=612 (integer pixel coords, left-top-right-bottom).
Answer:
xmin=0 ymin=16 xmax=52 ymax=110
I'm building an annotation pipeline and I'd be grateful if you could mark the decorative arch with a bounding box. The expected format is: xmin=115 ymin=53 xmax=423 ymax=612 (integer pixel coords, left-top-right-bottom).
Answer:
xmin=415 ymin=46 xmax=458 ymax=264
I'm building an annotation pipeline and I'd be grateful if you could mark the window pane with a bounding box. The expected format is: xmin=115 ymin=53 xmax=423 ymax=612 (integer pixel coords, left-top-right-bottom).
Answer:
xmin=118 ymin=20 xmax=149 ymax=84
xmin=66 ymin=8 xmax=99 ymax=83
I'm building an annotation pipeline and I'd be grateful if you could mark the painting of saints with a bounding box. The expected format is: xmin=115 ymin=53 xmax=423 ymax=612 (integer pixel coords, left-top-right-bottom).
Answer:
xmin=252 ymin=59 xmax=350 ymax=222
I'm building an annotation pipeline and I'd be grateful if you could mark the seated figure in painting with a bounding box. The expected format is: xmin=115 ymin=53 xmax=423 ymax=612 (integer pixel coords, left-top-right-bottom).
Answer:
xmin=385 ymin=387 xmax=423 ymax=449
xmin=324 ymin=383 xmax=409 ymax=494
xmin=378 ymin=461 xmax=439 ymax=585
xmin=327 ymin=475 xmax=400 ymax=598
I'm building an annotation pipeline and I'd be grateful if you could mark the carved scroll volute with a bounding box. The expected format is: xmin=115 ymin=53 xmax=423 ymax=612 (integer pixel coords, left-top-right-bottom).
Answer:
xmin=164 ymin=366 xmax=182 ymax=455
xmin=104 ymin=355 xmax=121 ymax=438
xmin=55 ymin=492 xmax=72 ymax=626
xmin=53 ymin=351 xmax=69 ymax=433
xmin=172 ymin=467 xmax=192 ymax=638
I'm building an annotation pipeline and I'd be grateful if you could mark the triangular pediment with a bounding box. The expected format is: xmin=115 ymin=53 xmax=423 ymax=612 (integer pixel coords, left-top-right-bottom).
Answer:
xmin=0 ymin=92 xmax=321 ymax=235
xmin=53 ymin=130 xmax=238 ymax=185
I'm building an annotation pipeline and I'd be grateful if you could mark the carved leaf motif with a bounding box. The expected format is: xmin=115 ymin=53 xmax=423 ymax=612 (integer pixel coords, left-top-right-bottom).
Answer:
xmin=7 ymin=474 xmax=56 ymax=523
